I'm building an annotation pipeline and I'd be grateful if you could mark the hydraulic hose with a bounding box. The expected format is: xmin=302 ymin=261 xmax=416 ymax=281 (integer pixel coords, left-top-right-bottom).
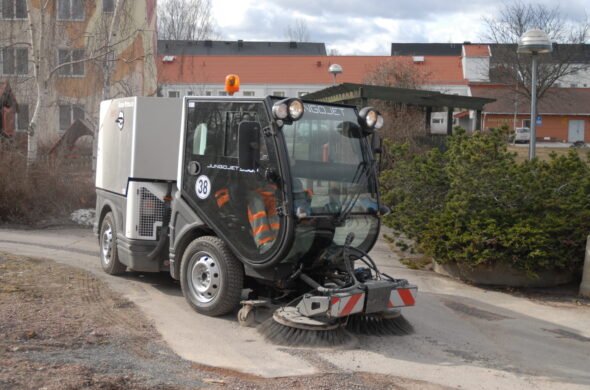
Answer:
xmin=299 ymin=273 xmax=363 ymax=295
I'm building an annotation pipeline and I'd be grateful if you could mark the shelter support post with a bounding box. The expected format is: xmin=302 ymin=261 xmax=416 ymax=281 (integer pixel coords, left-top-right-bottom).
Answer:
xmin=425 ymin=106 xmax=432 ymax=133
xmin=475 ymin=110 xmax=482 ymax=131
xmin=446 ymin=107 xmax=454 ymax=135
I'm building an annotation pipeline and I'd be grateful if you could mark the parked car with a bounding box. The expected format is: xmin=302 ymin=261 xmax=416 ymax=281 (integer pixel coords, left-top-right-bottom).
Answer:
xmin=514 ymin=127 xmax=530 ymax=143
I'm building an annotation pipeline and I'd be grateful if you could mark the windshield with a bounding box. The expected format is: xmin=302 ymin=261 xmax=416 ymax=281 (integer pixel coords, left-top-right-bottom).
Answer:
xmin=281 ymin=102 xmax=378 ymax=219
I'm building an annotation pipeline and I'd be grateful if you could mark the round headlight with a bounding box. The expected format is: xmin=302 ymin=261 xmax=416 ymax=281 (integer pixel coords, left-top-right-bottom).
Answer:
xmin=375 ymin=114 xmax=384 ymax=130
xmin=272 ymin=102 xmax=289 ymax=120
xmin=289 ymin=99 xmax=304 ymax=120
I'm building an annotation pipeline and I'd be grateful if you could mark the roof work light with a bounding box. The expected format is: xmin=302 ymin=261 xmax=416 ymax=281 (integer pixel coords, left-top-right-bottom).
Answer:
xmin=272 ymin=98 xmax=304 ymax=124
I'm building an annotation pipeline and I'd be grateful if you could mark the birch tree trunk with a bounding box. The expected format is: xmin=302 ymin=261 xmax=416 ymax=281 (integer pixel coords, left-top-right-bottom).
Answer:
xmin=25 ymin=0 xmax=50 ymax=165
xmin=101 ymin=0 xmax=126 ymax=101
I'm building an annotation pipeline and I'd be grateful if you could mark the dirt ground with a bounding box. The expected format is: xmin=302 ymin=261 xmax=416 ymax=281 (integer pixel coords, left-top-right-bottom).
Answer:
xmin=0 ymin=252 xmax=450 ymax=390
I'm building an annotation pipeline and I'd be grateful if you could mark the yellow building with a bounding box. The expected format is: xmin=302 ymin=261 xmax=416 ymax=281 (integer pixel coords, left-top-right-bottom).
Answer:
xmin=0 ymin=0 xmax=157 ymax=144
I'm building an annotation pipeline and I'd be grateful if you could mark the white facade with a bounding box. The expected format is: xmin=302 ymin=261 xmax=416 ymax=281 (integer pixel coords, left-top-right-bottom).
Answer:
xmin=421 ymin=84 xmax=470 ymax=96
xmin=555 ymin=67 xmax=590 ymax=88
xmin=161 ymin=83 xmax=332 ymax=99
xmin=462 ymin=56 xmax=490 ymax=82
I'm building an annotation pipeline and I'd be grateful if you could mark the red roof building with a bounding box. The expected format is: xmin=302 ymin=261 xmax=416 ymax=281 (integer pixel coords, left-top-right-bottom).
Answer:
xmin=157 ymin=40 xmax=590 ymax=141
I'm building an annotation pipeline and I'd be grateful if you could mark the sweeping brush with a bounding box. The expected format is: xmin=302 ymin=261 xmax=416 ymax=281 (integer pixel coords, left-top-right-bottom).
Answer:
xmin=346 ymin=312 xmax=414 ymax=336
xmin=258 ymin=307 xmax=352 ymax=347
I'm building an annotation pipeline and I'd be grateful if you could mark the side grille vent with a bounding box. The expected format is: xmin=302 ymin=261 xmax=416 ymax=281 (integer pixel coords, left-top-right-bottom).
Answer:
xmin=139 ymin=187 xmax=164 ymax=238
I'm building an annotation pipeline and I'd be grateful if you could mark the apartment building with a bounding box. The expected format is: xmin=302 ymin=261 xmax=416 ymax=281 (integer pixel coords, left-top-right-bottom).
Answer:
xmin=0 ymin=0 xmax=157 ymax=145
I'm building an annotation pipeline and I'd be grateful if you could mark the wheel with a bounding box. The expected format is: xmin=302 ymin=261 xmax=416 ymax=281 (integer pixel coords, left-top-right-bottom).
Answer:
xmin=180 ymin=236 xmax=244 ymax=316
xmin=99 ymin=212 xmax=126 ymax=275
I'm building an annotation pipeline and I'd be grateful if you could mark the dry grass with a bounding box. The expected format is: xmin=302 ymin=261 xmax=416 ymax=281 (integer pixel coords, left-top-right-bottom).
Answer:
xmin=507 ymin=144 xmax=589 ymax=163
xmin=0 ymin=143 xmax=95 ymax=224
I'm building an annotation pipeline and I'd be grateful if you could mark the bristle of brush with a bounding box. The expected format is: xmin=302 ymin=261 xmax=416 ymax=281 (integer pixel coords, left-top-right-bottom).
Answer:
xmin=258 ymin=318 xmax=351 ymax=347
xmin=346 ymin=314 xmax=414 ymax=336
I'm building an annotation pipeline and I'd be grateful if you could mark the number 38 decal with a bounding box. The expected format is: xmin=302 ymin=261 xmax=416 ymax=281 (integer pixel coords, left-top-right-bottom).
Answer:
xmin=195 ymin=175 xmax=211 ymax=200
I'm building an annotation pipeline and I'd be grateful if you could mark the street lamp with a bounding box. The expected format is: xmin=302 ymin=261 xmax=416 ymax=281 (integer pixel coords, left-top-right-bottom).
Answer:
xmin=328 ymin=64 xmax=343 ymax=86
xmin=517 ymin=29 xmax=553 ymax=160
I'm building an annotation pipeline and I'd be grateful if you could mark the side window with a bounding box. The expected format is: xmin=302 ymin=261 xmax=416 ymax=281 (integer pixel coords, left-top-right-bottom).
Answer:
xmin=186 ymin=101 xmax=263 ymax=159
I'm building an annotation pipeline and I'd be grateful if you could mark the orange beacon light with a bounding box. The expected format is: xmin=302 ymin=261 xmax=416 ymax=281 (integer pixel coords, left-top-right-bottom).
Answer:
xmin=225 ymin=74 xmax=240 ymax=95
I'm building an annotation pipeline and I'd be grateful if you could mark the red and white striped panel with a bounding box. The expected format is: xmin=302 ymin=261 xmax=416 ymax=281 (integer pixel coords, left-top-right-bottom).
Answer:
xmin=388 ymin=288 xmax=417 ymax=308
xmin=330 ymin=293 xmax=365 ymax=317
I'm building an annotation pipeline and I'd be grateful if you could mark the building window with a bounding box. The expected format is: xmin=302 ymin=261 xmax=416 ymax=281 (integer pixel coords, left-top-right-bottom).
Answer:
xmin=523 ymin=119 xmax=531 ymax=128
xmin=57 ymin=0 xmax=84 ymax=21
xmin=570 ymin=83 xmax=578 ymax=88
xmin=205 ymin=91 xmax=212 ymax=96
xmin=59 ymin=104 xmax=84 ymax=131
xmin=168 ymin=91 xmax=179 ymax=98
xmin=102 ymin=0 xmax=114 ymax=13
xmin=272 ymin=91 xmax=285 ymax=97
xmin=218 ymin=91 xmax=228 ymax=96
xmin=1 ymin=47 xmax=28 ymax=75
xmin=242 ymin=91 xmax=255 ymax=97
xmin=187 ymin=91 xmax=194 ymax=96
xmin=298 ymin=92 xmax=308 ymax=97
xmin=1 ymin=0 xmax=27 ymax=19
xmin=16 ymin=104 xmax=28 ymax=131
xmin=58 ymin=49 xmax=84 ymax=76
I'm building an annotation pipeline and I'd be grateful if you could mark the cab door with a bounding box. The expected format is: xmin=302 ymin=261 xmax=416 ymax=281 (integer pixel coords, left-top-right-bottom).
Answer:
xmin=181 ymin=99 xmax=285 ymax=263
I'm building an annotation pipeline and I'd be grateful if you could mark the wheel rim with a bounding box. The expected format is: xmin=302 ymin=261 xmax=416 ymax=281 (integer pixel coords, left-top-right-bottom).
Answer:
xmin=101 ymin=224 xmax=113 ymax=265
xmin=188 ymin=252 xmax=221 ymax=304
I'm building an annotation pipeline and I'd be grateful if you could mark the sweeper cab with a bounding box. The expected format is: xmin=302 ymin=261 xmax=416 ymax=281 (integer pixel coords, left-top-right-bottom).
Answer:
xmin=95 ymin=82 xmax=417 ymax=346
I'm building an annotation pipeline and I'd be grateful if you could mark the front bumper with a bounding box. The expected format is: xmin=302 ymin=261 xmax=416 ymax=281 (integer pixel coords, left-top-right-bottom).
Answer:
xmin=297 ymin=280 xmax=418 ymax=318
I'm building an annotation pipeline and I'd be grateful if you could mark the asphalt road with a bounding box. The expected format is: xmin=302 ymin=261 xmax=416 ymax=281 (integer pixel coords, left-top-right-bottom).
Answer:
xmin=1 ymin=226 xmax=589 ymax=390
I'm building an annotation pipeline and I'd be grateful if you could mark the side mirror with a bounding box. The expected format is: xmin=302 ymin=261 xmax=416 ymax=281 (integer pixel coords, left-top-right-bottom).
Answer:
xmin=238 ymin=121 xmax=261 ymax=171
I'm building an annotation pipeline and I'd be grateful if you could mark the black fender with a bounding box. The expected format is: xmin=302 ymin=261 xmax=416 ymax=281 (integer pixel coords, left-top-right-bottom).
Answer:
xmin=169 ymin=195 xmax=212 ymax=279
xmin=95 ymin=189 xmax=126 ymax=243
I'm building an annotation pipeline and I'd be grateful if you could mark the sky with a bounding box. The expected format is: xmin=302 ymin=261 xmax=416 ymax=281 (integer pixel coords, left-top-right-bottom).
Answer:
xmin=210 ymin=0 xmax=589 ymax=55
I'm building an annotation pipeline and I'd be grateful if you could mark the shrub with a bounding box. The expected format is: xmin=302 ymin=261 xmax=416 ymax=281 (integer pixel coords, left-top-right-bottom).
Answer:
xmin=0 ymin=143 xmax=95 ymax=224
xmin=381 ymin=127 xmax=590 ymax=275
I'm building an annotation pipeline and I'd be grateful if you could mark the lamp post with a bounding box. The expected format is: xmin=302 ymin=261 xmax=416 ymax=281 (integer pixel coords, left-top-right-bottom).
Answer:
xmin=328 ymin=64 xmax=343 ymax=86
xmin=517 ymin=29 xmax=552 ymax=160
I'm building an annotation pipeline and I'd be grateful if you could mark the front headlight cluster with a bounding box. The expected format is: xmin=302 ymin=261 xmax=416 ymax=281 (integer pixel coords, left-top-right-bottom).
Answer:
xmin=358 ymin=107 xmax=384 ymax=134
xmin=272 ymin=98 xmax=304 ymax=123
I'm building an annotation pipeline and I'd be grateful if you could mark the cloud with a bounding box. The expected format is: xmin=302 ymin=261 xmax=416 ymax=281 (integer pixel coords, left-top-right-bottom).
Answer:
xmin=211 ymin=0 xmax=589 ymax=55
xmin=269 ymin=0 xmax=495 ymax=20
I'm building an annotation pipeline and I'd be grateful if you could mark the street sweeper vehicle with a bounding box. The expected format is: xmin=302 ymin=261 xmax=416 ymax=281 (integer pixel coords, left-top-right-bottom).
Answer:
xmin=95 ymin=91 xmax=417 ymax=346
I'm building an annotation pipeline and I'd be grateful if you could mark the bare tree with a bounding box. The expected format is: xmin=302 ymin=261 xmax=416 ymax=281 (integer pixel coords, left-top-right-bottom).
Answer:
xmin=327 ymin=47 xmax=341 ymax=56
xmin=19 ymin=0 xmax=156 ymax=163
xmin=157 ymin=0 xmax=216 ymax=40
xmin=285 ymin=18 xmax=310 ymax=42
xmin=364 ymin=58 xmax=432 ymax=152
xmin=482 ymin=1 xmax=589 ymax=100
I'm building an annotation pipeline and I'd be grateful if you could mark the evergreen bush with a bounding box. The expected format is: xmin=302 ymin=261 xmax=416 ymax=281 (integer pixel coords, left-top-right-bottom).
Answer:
xmin=381 ymin=126 xmax=590 ymax=276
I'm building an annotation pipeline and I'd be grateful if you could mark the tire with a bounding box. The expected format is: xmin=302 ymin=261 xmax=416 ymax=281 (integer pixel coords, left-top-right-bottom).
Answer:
xmin=180 ymin=236 xmax=244 ymax=316
xmin=99 ymin=212 xmax=126 ymax=275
